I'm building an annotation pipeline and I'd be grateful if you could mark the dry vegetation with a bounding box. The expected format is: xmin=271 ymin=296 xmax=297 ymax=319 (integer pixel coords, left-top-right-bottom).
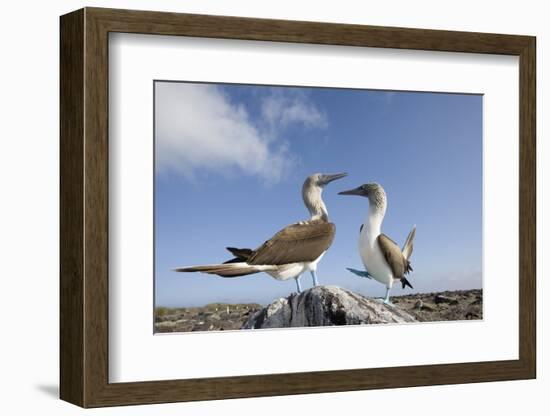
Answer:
xmin=155 ymin=302 xmax=262 ymax=333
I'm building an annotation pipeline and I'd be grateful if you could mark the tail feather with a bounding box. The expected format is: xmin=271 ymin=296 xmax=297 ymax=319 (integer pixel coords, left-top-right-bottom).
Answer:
xmin=401 ymin=277 xmax=413 ymax=289
xmin=226 ymin=247 xmax=254 ymax=260
xmin=402 ymin=225 xmax=416 ymax=260
xmin=173 ymin=262 xmax=274 ymax=278
xmin=223 ymin=257 xmax=244 ymax=264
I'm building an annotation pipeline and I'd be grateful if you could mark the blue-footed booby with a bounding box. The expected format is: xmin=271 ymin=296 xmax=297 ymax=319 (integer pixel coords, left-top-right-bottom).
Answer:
xmin=339 ymin=183 xmax=416 ymax=304
xmin=174 ymin=173 xmax=347 ymax=293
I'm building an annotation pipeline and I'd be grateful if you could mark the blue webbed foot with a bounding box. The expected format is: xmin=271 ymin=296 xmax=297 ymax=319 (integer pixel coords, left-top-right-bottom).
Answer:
xmin=346 ymin=267 xmax=372 ymax=279
xmin=382 ymin=298 xmax=395 ymax=306
xmin=382 ymin=287 xmax=393 ymax=306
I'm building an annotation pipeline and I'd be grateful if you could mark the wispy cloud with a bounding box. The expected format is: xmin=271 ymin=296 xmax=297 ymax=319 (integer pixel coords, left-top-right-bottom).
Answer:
xmin=261 ymin=89 xmax=328 ymax=134
xmin=155 ymin=83 xmax=327 ymax=184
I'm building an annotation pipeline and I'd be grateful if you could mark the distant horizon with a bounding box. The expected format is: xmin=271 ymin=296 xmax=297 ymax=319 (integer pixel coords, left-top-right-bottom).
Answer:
xmin=154 ymin=81 xmax=483 ymax=308
xmin=155 ymin=287 xmax=484 ymax=308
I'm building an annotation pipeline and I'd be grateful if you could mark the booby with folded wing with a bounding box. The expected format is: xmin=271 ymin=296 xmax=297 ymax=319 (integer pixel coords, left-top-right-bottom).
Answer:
xmin=339 ymin=182 xmax=416 ymax=304
xmin=174 ymin=173 xmax=347 ymax=293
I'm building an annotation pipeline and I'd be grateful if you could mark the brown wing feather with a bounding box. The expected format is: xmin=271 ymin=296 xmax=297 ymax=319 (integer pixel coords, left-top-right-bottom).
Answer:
xmin=248 ymin=220 xmax=335 ymax=265
xmin=377 ymin=234 xmax=410 ymax=279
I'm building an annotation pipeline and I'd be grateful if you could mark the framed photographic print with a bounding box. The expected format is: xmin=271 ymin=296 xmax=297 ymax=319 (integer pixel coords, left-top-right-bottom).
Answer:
xmin=60 ymin=7 xmax=536 ymax=408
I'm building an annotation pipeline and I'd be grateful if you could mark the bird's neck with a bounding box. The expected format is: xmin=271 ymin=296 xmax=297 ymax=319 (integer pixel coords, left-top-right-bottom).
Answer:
xmin=303 ymin=186 xmax=329 ymax=221
xmin=363 ymin=200 xmax=386 ymax=237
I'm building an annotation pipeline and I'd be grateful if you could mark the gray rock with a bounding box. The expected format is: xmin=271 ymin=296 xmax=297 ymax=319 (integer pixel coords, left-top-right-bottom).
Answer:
xmin=434 ymin=294 xmax=459 ymax=305
xmin=421 ymin=303 xmax=435 ymax=312
xmin=156 ymin=321 xmax=177 ymax=329
xmin=242 ymin=285 xmax=417 ymax=329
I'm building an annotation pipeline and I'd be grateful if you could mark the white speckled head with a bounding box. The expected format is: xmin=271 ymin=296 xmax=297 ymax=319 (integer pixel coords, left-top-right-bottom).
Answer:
xmin=302 ymin=173 xmax=347 ymax=221
xmin=338 ymin=182 xmax=387 ymax=214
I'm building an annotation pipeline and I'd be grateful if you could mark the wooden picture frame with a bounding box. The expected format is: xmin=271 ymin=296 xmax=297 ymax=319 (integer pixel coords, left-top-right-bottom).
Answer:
xmin=60 ymin=7 xmax=536 ymax=408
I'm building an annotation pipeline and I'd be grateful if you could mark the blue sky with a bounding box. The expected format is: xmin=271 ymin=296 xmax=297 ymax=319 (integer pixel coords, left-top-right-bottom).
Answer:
xmin=154 ymin=81 xmax=482 ymax=307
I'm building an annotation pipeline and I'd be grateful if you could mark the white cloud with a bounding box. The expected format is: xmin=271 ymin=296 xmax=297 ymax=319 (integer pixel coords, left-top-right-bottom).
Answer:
xmin=155 ymin=83 xmax=327 ymax=183
xmin=261 ymin=89 xmax=328 ymax=133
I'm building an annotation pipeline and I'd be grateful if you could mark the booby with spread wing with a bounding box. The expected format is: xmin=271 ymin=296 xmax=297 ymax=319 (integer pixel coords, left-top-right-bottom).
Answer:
xmin=339 ymin=183 xmax=416 ymax=304
xmin=174 ymin=173 xmax=347 ymax=293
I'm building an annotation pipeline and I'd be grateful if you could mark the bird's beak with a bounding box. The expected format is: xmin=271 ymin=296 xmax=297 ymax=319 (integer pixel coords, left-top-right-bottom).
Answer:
xmin=319 ymin=172 xmax=347 ymax=185
xmin=338 ymin=186 xmax=366 ymax=196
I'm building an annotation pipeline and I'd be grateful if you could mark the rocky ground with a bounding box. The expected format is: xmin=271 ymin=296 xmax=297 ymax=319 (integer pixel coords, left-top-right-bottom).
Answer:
xmin=155 ymin=302 xmax=262 ymax=333
xmin=391 ymin=289 xmax=483 ymax=322
xmin=154 ymin=288 xmax=482 ymax=333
